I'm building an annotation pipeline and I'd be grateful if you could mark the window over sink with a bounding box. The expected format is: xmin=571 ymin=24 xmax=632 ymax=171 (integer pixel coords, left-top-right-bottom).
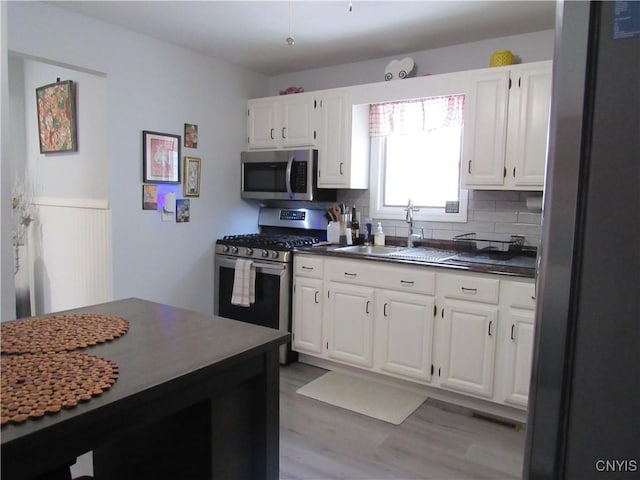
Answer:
xmin=369 ymin=94 xmax=468 ymax=222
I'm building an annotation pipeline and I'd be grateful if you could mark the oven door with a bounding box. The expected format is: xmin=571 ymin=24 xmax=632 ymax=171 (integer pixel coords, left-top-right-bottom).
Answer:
xmin=214 ymin=254 xmax=295 ymax=364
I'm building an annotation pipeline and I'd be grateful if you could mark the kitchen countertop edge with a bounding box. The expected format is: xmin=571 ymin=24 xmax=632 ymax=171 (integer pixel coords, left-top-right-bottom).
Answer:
xmin=294 ymin=246 xmax=536 ymax=279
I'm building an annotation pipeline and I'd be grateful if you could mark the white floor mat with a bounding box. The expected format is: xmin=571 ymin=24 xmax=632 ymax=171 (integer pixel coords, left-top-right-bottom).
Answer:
xmin=296 ymin=371 xmax=427 ymax=425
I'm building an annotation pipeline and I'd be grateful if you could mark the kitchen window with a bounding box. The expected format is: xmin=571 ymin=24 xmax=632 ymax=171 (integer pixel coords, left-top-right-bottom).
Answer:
xmin=369 ymin=94 xmax=468 ymax=222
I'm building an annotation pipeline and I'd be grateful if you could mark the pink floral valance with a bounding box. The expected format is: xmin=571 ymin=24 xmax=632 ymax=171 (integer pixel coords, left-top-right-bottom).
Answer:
xmin=369 ymin=94 xmax=465 ymax=137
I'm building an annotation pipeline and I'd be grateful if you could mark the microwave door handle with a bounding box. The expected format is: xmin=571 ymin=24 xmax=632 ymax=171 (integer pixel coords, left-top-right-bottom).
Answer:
xmin=285 ymin=155 xmax=294 ymax=199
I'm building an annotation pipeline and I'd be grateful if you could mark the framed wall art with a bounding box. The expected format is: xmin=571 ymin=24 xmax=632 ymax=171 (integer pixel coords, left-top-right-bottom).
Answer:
xmin=142 ymin=184 xmax=158 ymax=210
xmin=176 ymin=199 xmax=190 ymax=223
xmin=36 ymin=79 xmax=78 ymax=153
xmin=184 ymin=123 xmax=198 ymax=148
xmin=142 ymin=130 xmax=181 ymax=183
xmin=183 ymin=156 xmax=201 ymax=197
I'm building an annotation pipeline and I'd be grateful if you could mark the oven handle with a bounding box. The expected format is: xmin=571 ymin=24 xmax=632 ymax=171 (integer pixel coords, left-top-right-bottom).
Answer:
xmin=216 ymin=256 xmax=288 ymax=275
xmin=285 ymin=155 xmax=294 ymax=199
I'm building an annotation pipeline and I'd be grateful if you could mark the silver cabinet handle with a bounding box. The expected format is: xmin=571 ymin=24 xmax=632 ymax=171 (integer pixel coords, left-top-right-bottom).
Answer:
xmin=468 ymin=160 xmax=472 ymax=174
xmin=270 ymin=128 xmax=274 ymax=139
xmin=301 ymin=266 xmax=314 ymax=271
xmin=400 ymin=280 xmax=415 ymax=286
xmin=314 ymin=291 xmax=319 ymax=304
xmin=510 ymin=324 xmax=515 ymax=340
xmin=488 ymin=321 xmax=493 ymax=337
xmin=461 ymin=287 xmax=477 ymax=294
xmin=339 ymin=162 xmax=344 ymax=175
xmin=366 ymin=301 xmax=370 ymax=314
xmin=282 ymin=127 xmax=286 ymax=139
xmin=344 ymin=272 xmax=357 ymax=277
xmin=384 ymin=303 xmax=388 ymax=316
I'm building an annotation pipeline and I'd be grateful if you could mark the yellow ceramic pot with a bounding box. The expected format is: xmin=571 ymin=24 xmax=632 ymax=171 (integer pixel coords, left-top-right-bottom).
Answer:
xmin=490 ymin=50 xmax=515 ymax=67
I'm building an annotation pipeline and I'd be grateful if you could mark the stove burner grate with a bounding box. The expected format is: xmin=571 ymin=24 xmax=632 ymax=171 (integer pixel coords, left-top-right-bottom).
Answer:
xmin=219 ymin=233 xmax=319 ymax=250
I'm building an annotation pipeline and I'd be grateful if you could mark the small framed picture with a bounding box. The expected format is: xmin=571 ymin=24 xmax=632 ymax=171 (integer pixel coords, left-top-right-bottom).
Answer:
xmin=142 ymin=130 xmax=181 ymax=183
xmin=36 ymin=80 xmax=78 ymax=153
xmin=142 ymin=184 xmax=158 ymax=210
xmin=176 ymin=199 xmax=190 ymax=223
xmin=184 ymin=123 xmax=198 ymax=148
xmin=183 ymin=156 xmax=201 ymax=197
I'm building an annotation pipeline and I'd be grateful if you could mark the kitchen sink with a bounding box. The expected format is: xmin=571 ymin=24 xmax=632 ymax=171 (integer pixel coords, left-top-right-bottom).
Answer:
xmin=333 ymin=245 xmax=457 ymax=262
xmin=333 ymin=245 xmax=404 ymax=255
xmin=386 ymin=248 xmax=458 ymax=262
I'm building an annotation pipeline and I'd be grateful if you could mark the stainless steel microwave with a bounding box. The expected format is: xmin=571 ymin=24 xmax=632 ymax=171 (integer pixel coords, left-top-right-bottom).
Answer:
xmin=241 ymin=149 xmax=335 ymax=202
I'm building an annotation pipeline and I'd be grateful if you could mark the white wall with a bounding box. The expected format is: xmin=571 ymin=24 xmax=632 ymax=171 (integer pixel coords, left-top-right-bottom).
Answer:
xmin=270 ymin=29 xmax=554 ymax=93
xmin=7 ymin=1 xmax=270 ymax=315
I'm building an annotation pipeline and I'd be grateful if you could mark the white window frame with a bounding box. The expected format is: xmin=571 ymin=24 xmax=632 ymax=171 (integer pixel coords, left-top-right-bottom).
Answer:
xmin=369 ymin=122 xmax=468 ymax=223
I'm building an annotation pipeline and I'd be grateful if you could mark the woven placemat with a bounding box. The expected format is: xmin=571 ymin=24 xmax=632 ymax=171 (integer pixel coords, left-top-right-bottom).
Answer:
xmin=1 ymin=352 xmax=119 ymax=426
xmin=1 ymin=313 xmax=129 ymax=354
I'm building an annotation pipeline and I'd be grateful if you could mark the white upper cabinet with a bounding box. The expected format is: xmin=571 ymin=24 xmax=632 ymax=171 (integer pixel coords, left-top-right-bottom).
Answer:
xmin=463 ymin=61 xmax=552 ymax=190
xmin=316 ymin=90 xmax=370 ymax=188
xmin=246 ymin=93 xmax=318 ymax=149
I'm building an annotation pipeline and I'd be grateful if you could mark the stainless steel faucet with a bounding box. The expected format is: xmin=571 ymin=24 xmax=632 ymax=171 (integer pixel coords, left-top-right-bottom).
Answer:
xmin=405 ymin=199 xmax=422 ymax=247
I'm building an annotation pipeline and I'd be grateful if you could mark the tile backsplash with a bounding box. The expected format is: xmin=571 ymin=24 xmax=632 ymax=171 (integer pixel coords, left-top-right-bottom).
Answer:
xmin=336 ymin=189 xmax=543 ymax=248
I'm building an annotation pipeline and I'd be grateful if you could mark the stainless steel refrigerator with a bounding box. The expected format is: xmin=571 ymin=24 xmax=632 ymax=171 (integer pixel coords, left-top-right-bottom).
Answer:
xmin=524 ymin=1 xmax=639 ymax=478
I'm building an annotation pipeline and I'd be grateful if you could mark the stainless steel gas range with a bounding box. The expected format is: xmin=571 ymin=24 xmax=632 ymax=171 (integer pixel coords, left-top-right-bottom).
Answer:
xmin=213 ymin=207 xmax=327 ymax=364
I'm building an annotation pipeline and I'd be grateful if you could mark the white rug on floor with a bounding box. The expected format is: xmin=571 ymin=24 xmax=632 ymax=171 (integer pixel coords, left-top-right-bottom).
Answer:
xmin=296 ymin=371 xmax=427 ymax=425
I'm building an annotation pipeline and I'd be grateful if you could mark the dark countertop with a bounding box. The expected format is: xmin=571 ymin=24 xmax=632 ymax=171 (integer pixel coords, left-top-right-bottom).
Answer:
xmin=2 ymin=298 xmax=289 ymax=479
xmin=295 ymin=241 xmax=537 ymax=278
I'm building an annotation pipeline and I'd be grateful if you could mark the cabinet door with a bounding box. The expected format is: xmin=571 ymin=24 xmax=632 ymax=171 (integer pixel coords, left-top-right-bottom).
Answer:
xmin=439 ymin=300 xmax=498 ymax=398
xmin=503 ymin=309 xmax=535 ymax=407
xmin=281 ymin=95 xmax=317 ymax=147
xmin=506 ymin=62 xmax=552 ymax=188
xmin=292 ymin=277 xmax=323 ymax=355
xmin=377 ymin=290 xmax=435 ymax=382
xmin=318 ymin=91 xmax=350 ymax=187
xmin=326 ymin=282 xmax=374 ymax=367
xmin=462 ymin=70 xmax=510 ymax=187
xmin=247 ymin=99 xmax=279 ymax=149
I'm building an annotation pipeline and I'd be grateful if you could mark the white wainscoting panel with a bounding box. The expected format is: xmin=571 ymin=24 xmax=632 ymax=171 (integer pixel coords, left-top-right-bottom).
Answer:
xmin=30 ymin=197 xmax=112 ymax=314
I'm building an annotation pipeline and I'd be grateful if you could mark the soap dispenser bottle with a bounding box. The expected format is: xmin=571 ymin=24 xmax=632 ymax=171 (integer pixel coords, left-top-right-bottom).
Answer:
xmin=374 ymin=222 xmax=385 ymax=246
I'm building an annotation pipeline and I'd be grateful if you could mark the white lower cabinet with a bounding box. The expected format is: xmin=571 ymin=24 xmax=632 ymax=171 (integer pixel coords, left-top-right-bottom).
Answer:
xmin=291 ymin=254 xmax=537 ymax=415
xmin=376 ymin=290 xmax=435 ymax=382
xmin=438 ymin=300 xmax=498 ymax=398
xmin=292 ymin=277 xmax=324 ymax=354
xmin=500 ymin=281 xmax=537 ymax=407
xmin=326 ymin=282 xmax=375 ymax=368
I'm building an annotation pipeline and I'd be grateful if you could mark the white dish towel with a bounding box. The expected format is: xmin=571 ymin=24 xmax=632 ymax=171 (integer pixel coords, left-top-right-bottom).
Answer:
xmin=231 ymin=259 xmax=255 ymax=307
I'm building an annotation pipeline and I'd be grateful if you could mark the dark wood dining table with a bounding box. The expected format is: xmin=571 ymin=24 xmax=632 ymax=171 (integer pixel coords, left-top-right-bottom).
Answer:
xmin=1 ymin=297 xmax=289 ymax=480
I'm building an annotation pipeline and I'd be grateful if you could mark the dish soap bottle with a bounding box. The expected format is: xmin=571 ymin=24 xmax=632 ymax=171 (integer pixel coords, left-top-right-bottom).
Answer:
xmin=374 ymin=222 xmax=385 ymax=246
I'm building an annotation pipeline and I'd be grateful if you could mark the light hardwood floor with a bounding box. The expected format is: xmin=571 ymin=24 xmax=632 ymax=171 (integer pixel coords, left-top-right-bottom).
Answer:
xmin=71 ymin=361 xmax=525 ymax=479
xmin=280 ymin=362 xmax=526 ymax=480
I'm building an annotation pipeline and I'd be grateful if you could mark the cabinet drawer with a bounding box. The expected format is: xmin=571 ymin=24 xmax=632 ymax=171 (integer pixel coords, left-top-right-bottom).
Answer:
xmin=439 ymin=273 xmax=500 ymax=304
xmin=503 ymin=281 xmax=536 ymax=310
xmin=326 ymin=258 xmax=375 ymax=284
xmin=294 ymin=255 xmax=323 ymax=278
xmin=377 ymin=264 xmax=435 ymax=295
xmin=326 ymin=259 xmax=435 ymax=294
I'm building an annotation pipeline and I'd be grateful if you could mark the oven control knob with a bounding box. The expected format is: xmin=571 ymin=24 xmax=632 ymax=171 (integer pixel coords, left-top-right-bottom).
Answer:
xmin=262 ymin=249 xmax=269 ymax=258
xmin=271 ymin=250 xmax=279 ymax=259
xmin=246 ymin=247 xmax=253 ymax=256
xmin=222 ymin=245 xmax=230 ymax=253
xmin=231 ymin=246 xmax=238 ymax=254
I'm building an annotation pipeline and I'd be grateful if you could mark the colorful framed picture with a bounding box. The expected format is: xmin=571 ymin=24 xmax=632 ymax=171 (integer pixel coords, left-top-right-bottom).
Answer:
xmin=36 ymin=80 xmax=78 ymax=153
xmin=176 ymin=199 xmax=190 ymax=223
xmin=184 ymin=123 xmax=198 ymax=148
xmin=183 ymin=156 xmax=201 ymax=197
xmin=142 ymin=131 xmax=181 ymax=183
xmin=142 ymin=184 xmax=158 ymax=210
